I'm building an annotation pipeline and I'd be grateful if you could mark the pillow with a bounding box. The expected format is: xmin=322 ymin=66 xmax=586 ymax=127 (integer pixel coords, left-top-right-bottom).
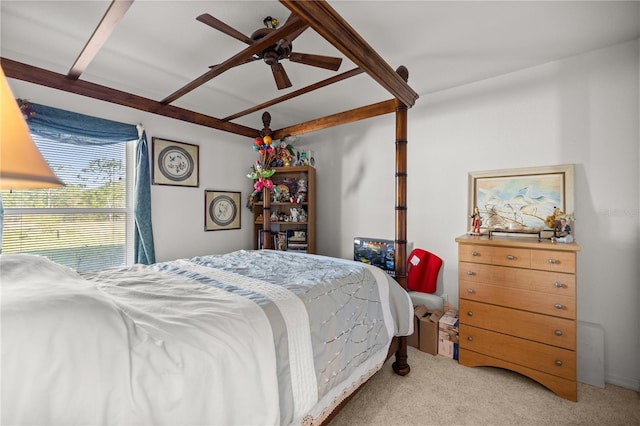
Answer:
xmin=0 ymin=253 xmax=81 ymax=284
xmin=406 ymin=249 xmax=442 ymax=293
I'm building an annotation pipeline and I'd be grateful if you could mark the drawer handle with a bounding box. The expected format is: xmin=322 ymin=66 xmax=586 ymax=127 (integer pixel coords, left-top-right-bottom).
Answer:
xmin=555 ymin=360 xmax=563 ymax=366
xmin=467 ymin=271 xmax=474 ymax=276
xmin=472 ymin=251 xmax=478 ymax=257
xmin=467 ymin=311 xmax=473 ymax=317
xmin=554 ymin=303 xmax=563 ymax=310
xmin=555 ymin=330 xmax=563 ymax=336
xmin=549 ymin=258 xmax=557 ymax=264
xmin=467 ymin=336 xmax=474 ymax=342
xmin=467 ymin=288 xmax=475 ymax=294
xmin=554 ymin=282 xmax=563 ymax=288
xmin=506 ymin=255 xmax=515 ymax=260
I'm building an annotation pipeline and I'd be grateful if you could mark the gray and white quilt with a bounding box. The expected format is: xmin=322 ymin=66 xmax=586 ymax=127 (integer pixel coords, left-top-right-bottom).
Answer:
xmin=1 ymin=250 xmax=413 ymax=425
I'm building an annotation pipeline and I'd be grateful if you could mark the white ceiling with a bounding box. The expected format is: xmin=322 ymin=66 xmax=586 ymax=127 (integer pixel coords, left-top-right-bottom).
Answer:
xmin=2 ymin=1 xmax=639 ymax=131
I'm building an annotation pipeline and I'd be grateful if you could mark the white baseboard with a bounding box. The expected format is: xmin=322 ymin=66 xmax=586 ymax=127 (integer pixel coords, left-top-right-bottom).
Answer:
xmin=605 ymin=373 xmax=640 ymax=391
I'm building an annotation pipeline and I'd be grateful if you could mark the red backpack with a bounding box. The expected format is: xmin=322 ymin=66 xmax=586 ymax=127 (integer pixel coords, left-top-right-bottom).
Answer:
xmin=407 ymin=249 xmax=442 ymax=293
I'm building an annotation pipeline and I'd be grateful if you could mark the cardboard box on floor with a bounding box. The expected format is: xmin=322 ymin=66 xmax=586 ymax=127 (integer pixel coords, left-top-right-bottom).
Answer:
xmin=438 ymin=309 xmax=459 ymax=359
xmin=439 ymin=310 xmax=459 ymax=333
xmin=407 ymin=305 xmax=444 ymax=355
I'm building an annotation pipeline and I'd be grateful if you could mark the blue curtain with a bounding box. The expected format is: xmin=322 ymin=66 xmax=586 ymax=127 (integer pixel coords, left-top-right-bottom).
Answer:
xmin=134 ymin=128 xmax=155 ymax=264
xmin=20 ymin=100 xmax=138 ymax=145
xmin=13 ymin=100 xmax=156 ymax=264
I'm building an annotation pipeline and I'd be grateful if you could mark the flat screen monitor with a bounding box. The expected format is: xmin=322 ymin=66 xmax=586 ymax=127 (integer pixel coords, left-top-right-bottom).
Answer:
xmin=353 ymin=237 xmax=395 ymax=275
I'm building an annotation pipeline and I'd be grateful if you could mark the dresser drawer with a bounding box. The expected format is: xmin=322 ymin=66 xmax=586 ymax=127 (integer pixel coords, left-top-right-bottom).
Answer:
xmin=459 ymin=262 xmax=576 ymax=296
xmin=459 ymin=299 xmax=575 ymax=350
xmin=459 ymin=281 xmax=575 ymax=319
xmin=459 ymin=324 xmax=576 ymax=380
xmin=459 ymin=244 xmax=495 ymax=264
xmin=492 ymin=246 xmax=531 ymax=268
xmin=531 ymin=249 xmax=576 ymax=273
xmin=459 ymin=244 xmax=532 ymax=268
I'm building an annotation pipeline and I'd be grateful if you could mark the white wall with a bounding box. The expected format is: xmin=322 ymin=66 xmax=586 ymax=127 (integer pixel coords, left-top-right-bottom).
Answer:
xmin=8 ymin=80 xmax=255 ymax=262
xmin=309 ymin=40 xmax=640 ymax=391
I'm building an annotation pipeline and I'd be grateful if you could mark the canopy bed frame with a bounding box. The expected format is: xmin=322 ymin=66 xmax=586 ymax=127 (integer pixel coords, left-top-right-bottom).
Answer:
xmin=1 ymin=0 xmax=419 ymax=423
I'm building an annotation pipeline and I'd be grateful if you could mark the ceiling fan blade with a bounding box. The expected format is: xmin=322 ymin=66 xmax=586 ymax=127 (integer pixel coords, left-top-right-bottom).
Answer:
xmin=288 ymin=52 xmax=342 ymax=71
xmin=196 ymin=13 xmax=253 ymax=45
xmin=67 ymin=0 xmax=134 ymax=80
xmin=271 ymin=62 xmax=292 ymax=90
xmin=162 ymin=17 xmax=306 ymax=103
xmin=281 ymin=12 xmax=308 ymax=42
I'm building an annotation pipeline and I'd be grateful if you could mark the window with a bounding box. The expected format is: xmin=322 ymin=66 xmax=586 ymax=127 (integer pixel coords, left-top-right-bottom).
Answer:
xmin=1 ymin=135 xmax=133 ymax=272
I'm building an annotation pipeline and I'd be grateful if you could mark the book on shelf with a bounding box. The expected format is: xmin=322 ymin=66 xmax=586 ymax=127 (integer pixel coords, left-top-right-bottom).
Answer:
xmin=286 ymin=247 xmax=308 ymax=253
xmin=287 ymin=243 xmax=308 ymax=249
xmin=288 ymin=230 xmax=307 ymax=243
xmin=257 ymin=228 xmax=308 ymax=251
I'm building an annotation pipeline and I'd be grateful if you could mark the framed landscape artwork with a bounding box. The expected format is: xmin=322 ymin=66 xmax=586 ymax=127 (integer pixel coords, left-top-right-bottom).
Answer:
xmin=468 ymin=164 xmax=574 ymax=235
xmin=152 ymin=138 xmax=199 ymax=187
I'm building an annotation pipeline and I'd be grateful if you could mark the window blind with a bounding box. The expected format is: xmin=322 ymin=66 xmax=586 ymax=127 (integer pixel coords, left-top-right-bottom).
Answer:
xmin=1 ymin=135 xmax=129 ymax=272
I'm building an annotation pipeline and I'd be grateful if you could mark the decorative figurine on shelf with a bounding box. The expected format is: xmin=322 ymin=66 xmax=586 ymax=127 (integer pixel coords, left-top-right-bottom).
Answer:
xmin=275 ymin=140 xmax=295 ymax=167
xmin=276 ymin=233 xmax=286 ymax=251
xmin=556 ymin=218 xmax=575 ymax=243
xmin=290 ymin=207 xmax=299 ymax=222
xmin=544 ymin=206 xmax=575 ymax=243
xmin=273 ymin=184 xmax=290 ymax=202
xmin=296 ymin=177 xmax=307 ymax=203
xmin=558 ymin=218 xmax=572 ymax=235
xmin=298 ymin=208 xmax=308 ymax=223
xmin=470 ymin=206 xmax=482 ymax=234
xmin=295 ymin=151 xmax=309 ymax=166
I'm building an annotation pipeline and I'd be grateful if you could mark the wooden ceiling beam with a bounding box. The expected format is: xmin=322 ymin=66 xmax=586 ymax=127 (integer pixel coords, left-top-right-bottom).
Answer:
xmin=67 ymin=0 xmax=135 ymax=80
xmin=1 ymin=58 xmax=259 ymax=138
xmin=280 ymin=0 xmax=419 ymax=108
xmin=2 ymin=2 xmax=416 ymax=141
xmin=223 ymin=67 xmax=364 ymax=122
xmin=271 ymin=99 xmax=396 ymax=140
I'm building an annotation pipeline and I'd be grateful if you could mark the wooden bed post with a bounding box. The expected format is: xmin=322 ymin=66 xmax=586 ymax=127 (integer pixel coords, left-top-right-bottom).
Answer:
xmin=394 ymin=65 xmax=409 ymax=288
xmin=261 ymin=112 xmax=273 ymax=249
xmin=393 ymin=65 xmax=411 ymax=376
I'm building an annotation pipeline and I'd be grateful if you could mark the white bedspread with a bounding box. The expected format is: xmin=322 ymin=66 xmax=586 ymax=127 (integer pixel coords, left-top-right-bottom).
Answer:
xmin=1 ymin=251 xmax=413 ymax=425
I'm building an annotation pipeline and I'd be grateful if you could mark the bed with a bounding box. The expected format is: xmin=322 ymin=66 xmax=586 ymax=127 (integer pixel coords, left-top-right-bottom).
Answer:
xmin=1 ymin=1 xmax=419 ymax=424
xmin=1 ymin=249 xmax=413 ymax=425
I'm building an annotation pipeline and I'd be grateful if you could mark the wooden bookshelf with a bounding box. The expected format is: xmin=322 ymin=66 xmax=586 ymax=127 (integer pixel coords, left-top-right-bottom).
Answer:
xmin=252 ymin=166 xmax=315 ymax=253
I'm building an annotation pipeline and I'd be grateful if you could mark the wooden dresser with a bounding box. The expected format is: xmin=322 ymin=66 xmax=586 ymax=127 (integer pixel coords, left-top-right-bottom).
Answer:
xmin=455 ymin=234 xmax=581 ymax=401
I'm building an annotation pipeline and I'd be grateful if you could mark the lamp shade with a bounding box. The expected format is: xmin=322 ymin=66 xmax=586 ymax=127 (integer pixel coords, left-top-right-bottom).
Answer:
xmin=0 ymin=66 xmax=63 ymax=189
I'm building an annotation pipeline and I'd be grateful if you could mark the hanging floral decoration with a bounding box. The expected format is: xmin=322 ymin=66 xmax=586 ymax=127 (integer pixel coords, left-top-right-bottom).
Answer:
xmin=19 ymin=99 xmax=35 ymax=120
xmin=247 ymin=135 xmax=276 ymax=195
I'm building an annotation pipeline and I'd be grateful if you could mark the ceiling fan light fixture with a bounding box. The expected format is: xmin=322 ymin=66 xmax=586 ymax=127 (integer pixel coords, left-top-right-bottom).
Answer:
xmin=263 ymin=50 xmax=279 ymax=66
xmin=263 ymin=16 xmax=279 ymax=29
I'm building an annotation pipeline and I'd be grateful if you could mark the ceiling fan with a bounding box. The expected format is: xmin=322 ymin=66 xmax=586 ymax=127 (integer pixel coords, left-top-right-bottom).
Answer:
xmin=197 ymin=13 xmax=343 ymax=90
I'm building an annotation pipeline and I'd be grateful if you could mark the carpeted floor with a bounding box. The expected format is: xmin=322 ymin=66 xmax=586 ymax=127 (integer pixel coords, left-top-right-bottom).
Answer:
xmin=329 ymin=346 xmax=640 ymax=425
